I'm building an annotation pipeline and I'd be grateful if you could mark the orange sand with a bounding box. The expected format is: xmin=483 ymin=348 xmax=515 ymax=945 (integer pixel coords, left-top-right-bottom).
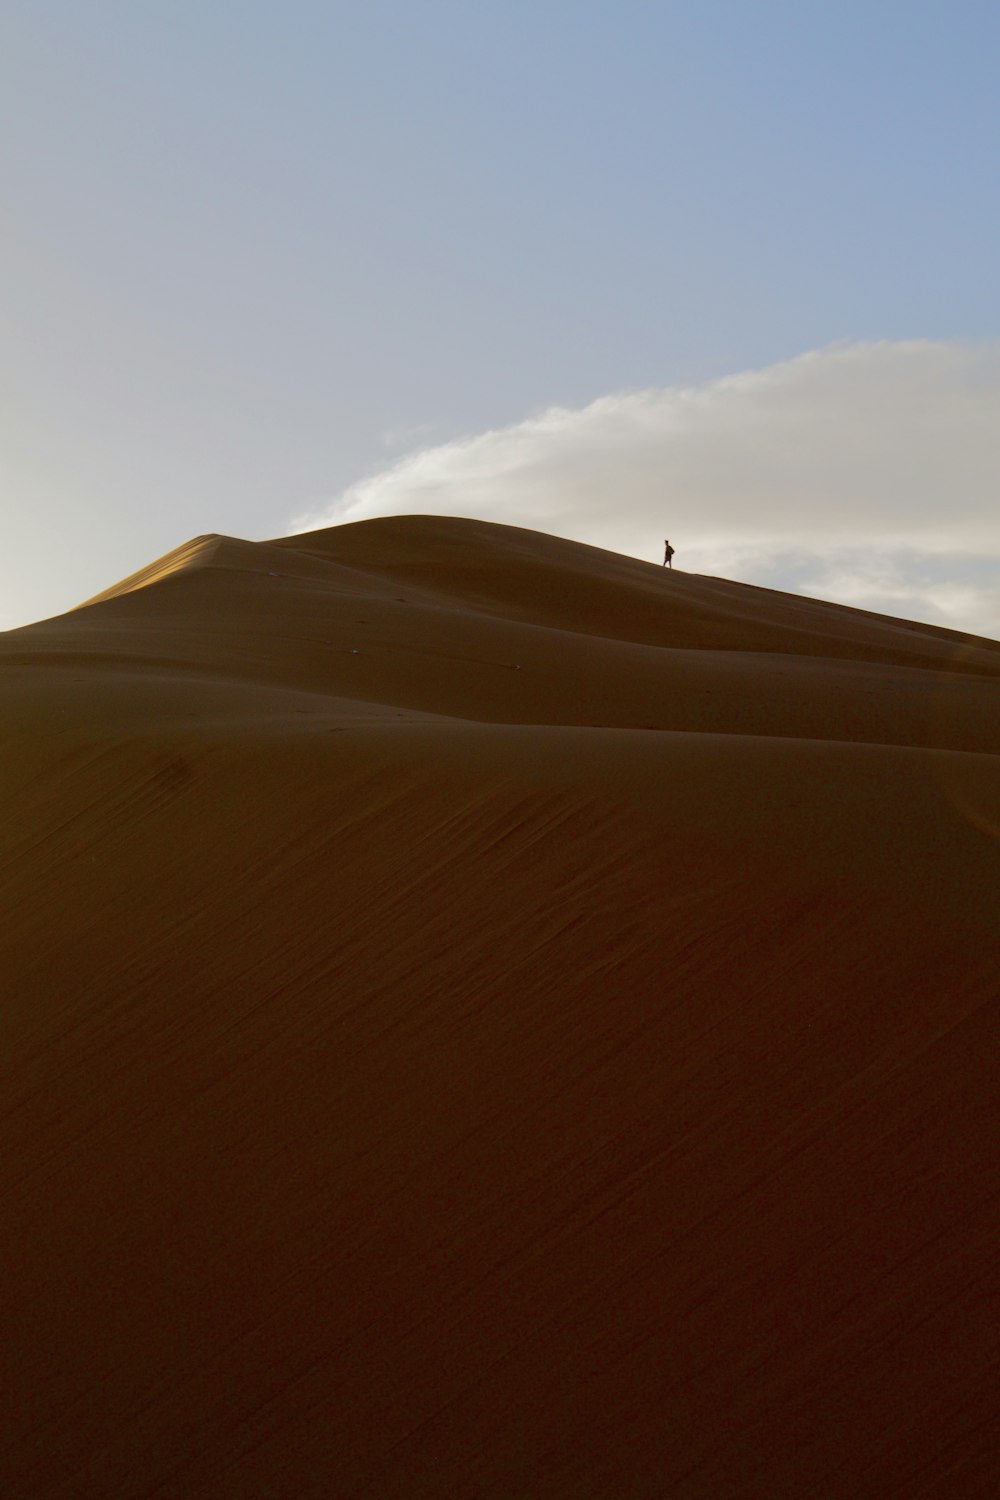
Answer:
xmin=2 ymin=517 xmax=998 ymax=1498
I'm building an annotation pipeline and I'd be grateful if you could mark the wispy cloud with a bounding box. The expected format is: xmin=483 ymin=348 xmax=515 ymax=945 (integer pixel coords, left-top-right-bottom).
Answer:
xmin=294 ymin=341 xmax=1000 ymax=640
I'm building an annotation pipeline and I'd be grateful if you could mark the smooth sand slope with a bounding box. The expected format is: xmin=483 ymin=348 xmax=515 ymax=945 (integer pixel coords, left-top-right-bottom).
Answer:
xmin=2 ymin=516 xmax=998 ymax=1499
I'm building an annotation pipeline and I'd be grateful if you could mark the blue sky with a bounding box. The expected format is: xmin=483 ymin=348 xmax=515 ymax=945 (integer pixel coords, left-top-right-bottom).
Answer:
xmin=3 ymin=2 xmax=999 ymax=633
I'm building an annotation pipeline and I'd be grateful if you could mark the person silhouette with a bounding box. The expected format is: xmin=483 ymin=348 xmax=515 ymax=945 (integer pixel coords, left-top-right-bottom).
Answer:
xmin=663 ymin=539 xmax=674 ymax=568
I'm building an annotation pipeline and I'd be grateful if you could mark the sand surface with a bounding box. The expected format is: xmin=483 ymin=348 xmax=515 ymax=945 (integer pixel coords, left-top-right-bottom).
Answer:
xmin=2 ymin=516 xmax=998 ymax=1498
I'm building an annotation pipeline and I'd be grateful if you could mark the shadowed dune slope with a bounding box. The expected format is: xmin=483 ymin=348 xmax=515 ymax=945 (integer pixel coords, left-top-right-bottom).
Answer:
xmin=2 ymin=516 xmax=999 ymax=1499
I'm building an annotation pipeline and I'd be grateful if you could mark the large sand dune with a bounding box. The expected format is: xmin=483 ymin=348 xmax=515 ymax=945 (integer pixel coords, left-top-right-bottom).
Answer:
xmin=2 ymin=516 xmax=998 ymax=1498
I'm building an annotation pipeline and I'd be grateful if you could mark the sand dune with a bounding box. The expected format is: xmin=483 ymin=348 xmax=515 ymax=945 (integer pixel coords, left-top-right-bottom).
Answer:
xmin=2 ymin=517 xmax=998 ymax=1498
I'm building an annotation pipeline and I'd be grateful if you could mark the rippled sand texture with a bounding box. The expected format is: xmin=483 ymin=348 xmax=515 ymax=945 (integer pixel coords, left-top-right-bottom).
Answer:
xmin=2 ymin=517 xmax=999 ymax=1498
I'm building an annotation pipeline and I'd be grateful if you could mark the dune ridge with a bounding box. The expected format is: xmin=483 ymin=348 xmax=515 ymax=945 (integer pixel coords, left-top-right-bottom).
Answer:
xmin=1 ymin=516 xmax=998 ymax=1498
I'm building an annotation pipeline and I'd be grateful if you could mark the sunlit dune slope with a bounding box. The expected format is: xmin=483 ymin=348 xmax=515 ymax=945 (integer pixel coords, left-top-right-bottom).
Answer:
xmin=1 ymin=517 xmax=999 ymax=1499
xmin=6 ymin=516 xmax=1000 ymax=750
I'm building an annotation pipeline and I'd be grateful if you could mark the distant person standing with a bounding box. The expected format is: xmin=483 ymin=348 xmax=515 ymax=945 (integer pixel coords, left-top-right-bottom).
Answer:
xmin=663 ymin=539 xmax=675 ymax=568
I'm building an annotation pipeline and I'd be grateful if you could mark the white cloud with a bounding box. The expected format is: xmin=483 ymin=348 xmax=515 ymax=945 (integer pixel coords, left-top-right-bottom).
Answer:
xmin=294 ymin=340 xmax=1000 ymax=640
